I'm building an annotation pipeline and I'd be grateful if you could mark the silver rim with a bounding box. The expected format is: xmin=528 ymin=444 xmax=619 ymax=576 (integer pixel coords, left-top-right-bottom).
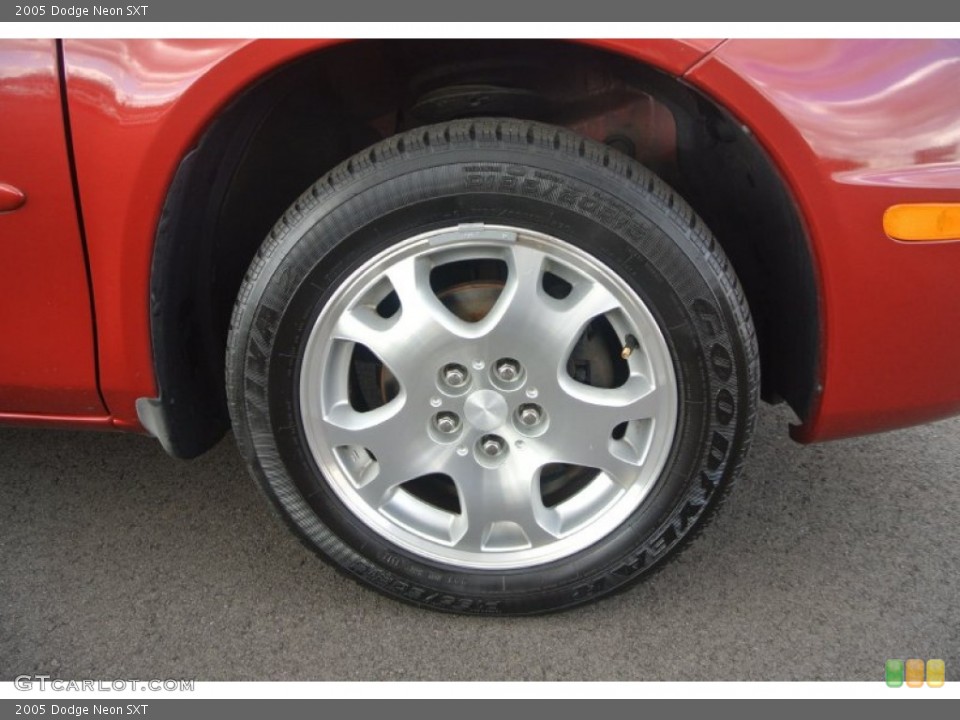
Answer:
xmin=299 ymin=224 xmax=678 ymax=569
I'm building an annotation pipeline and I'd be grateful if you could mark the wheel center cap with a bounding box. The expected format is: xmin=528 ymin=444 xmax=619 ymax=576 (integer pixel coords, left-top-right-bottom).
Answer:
xmin=463 ymin=389 xmax=508 ymax=432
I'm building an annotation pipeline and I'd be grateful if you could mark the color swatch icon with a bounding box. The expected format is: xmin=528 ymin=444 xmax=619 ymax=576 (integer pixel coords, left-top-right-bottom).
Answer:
xmin=927 ymin=659 xmax=945 ymax=688
xmin=885 ymin=659 xmax=904 ymax=687
xmin=886 ymin=658 xmax=945 ymax=687
xmin=906 ymin=659 xmax=925 ymax=687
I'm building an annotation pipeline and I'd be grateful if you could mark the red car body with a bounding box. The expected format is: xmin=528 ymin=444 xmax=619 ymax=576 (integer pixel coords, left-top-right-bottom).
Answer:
xmin=2 ymin=38 xmax=959 ymax=448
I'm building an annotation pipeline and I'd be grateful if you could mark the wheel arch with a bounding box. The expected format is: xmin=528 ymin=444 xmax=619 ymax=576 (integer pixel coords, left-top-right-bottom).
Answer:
xmin=141 ymin=39 xmax=820 ymax=457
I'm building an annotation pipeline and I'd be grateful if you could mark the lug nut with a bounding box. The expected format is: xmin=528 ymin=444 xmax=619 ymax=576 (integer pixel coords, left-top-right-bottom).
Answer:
xmin=518 ymin=404 xmax=542 ymax=427
xmin=434 ymin=412 xmax=461 ymax=434
xmin=495 ymin=359 xmax=521 ymax=382
xmin=442 ymin=363 xmax=468 ymax=388
xmin=480 ymin=435 xmax=506 ymax=457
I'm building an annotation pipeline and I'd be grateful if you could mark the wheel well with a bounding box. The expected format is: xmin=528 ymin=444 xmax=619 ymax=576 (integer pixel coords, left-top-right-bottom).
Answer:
xmin=149 ymin=40 xmax=819 ymax=458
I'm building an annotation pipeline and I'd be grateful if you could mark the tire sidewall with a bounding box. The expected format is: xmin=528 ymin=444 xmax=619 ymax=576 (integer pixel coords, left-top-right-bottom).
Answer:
xmin=230 ymin=130 xmax=754 ymax=615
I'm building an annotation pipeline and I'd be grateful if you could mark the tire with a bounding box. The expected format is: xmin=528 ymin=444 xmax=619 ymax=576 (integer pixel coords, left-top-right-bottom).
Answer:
xmin=227 ymin=118 xmax=758 ymax=615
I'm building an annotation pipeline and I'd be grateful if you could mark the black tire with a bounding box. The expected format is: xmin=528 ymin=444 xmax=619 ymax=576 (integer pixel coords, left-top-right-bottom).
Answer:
xmin=227 ymin=118 xmax=758 ymax=615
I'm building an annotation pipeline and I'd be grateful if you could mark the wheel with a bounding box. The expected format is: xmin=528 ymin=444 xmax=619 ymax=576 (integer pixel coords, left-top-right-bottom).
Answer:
xmin=227 ymin=119 xmax=758 ymax=615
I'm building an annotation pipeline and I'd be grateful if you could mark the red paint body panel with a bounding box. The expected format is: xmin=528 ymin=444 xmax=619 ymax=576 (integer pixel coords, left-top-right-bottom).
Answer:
xmin=0 ymin=40 xmax=104 ymax=416
xmin=686 ymin=39 xmax=960 ymax=440
xmin=57 ymin=38 xmax=716 ymax=431
xmin=62 ymin=38 xmax=309 ymax=424
xmin=2 ymin=39 xmax=959 ymax=443
xmin=0 ymin=183 xmax=28 ymax=212
xmin=585 ymin=38 xmax=724 ymax=75
xmin=0 ymin=411 xmax=114 ymax=430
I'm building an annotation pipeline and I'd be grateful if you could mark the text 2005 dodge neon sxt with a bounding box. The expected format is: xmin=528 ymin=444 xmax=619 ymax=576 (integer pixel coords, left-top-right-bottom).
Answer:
xmin=2 ymin=38 xmax=958 ymax=613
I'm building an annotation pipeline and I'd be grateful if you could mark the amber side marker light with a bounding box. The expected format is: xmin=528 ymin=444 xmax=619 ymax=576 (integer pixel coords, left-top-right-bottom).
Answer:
xmin=884 ymin=204 xmax=960 ymax=242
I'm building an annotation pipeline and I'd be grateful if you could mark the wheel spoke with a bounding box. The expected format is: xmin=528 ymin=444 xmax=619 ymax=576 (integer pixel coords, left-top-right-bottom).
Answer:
xmin=546 ymin=375 xmax=665 ymax=486
xmin=545 ymin=429 xmax=641 ymax=488
xmin=558 ymin=374 xmax=662 ymax=425
xmin=483 ymin=244 xmax=620 ymax=362
xmin=318 ymin=399 xmax=436 ymax=506
xmin=452 ymin=454 xmax=560 ymax=551
xmin=331 ymin=255 xmax=476 ymax=388
xmin=386 ymin=255 xmax=480 ymax=342
xmin=331 ymin=305 xmax=411 ymax=380
xmin=472 ymin=244 xmax=548 ymax=337
xmin=557 ymin=279 xmax=622 ymax=337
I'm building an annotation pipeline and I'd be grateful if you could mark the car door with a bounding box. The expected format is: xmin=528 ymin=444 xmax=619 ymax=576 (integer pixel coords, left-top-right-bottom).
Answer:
xmin=0 ymin=39 xmax=104 ymax=416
